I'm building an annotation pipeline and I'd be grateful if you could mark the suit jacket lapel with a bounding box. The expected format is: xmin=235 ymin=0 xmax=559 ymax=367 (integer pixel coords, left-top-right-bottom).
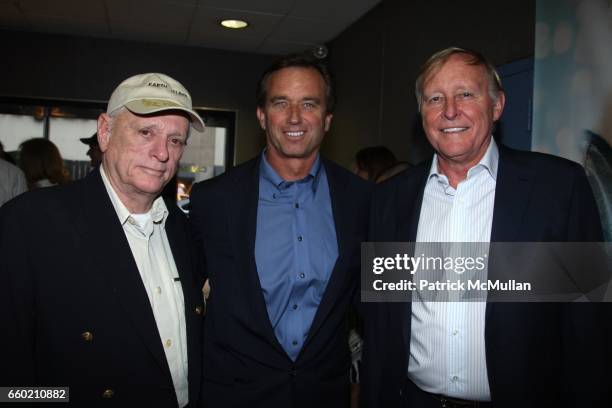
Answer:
xmin=73 ymin=170 xmax=172 ymax=379
xmin=490 ymin=147 xmax=534 ymax=242
xmin=164 ymin=204 xmax=203 ymax=396
xmin=486 ymin=146 xmax=534 ymax=336
xmin=397 ymin=162 xmax=430 ymax=242
xmin=304 ymin=159 xmax=351 ymax=347
xmin=396 ymin=163 xmax=430 ymax=360
xmin=229 ymin=158 xmax=287 ymax=355
xmin=164 ymin=206 xmax=190 ymax=287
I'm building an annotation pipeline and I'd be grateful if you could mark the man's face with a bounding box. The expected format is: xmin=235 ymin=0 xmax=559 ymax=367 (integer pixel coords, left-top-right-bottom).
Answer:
xmin=98 ymin=109 xmax=189 ymax=204
xmin=257 ymin=67 xmax=332 ymax=163
xmin=421 ymin=54 xmax=504 ymax=167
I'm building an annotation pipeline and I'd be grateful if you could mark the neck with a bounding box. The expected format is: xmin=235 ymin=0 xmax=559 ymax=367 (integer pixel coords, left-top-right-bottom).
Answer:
xmin=265 ymin=150 xmax=317 ymax=181
xmin=436 ymin=159 xmax=472 ymax=189
xmin=436 ymin=138 xmax=492 ymax=188
xmin=102 ymin=164 xmax=155 ymax=214
xmin=116 ymin=192 xmax=154 ymax=214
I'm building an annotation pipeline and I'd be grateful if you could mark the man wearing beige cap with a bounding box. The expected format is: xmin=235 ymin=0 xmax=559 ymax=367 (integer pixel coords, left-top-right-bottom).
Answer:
xmin=0 ymin=73 xmax=205 ymax=407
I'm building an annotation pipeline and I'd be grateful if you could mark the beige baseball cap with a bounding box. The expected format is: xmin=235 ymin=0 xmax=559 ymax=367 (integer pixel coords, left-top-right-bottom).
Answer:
xmin=107 ymin=73 xmax=205 ymax=132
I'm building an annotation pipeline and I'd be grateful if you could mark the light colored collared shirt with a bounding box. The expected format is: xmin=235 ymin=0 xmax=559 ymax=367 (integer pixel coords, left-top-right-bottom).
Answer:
xmin=409 ymin=139 xmax=499 ymax=401
xmin=100 ymin=166 xmax=189 ymax=407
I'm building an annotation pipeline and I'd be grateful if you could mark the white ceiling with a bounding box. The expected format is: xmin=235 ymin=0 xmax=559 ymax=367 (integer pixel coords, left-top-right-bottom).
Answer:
xmin=0 ymin=0 xmax=381 ymax=55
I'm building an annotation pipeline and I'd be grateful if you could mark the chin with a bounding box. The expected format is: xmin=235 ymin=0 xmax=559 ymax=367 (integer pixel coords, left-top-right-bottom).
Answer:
xmin=283 ymin=145 xmax=316 ymax=158
xmin=437 ymin=141 xmax=472 ymax=153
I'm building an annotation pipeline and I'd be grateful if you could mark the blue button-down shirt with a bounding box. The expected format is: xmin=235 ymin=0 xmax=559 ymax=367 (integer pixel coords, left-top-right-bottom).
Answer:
xmin=255 ymin=152 xmax=338 ymax=361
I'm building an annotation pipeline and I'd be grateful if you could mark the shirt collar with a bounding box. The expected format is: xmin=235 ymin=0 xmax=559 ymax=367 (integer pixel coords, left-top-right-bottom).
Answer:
xmin=428 ymin=137 xmax=499 ymax=182
xmin=259 ymin=149 xmax=323 ymax=192
xmin=100 ymin=165 xmax=168 ymax=226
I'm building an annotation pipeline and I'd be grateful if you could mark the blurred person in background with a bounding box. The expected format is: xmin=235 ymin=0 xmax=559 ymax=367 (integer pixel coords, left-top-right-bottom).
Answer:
xmin=80 ymin=132 xmax=104 ymax=168
xmin=19 ymin=138 xmax=70 ymax=189
xmin=0 ymin=141 xmax=27 ymax=206
xmin=376 ymin=161 xmax=413 ymax=183
xmin=0 ymin=140 xmax=17 ymax=165
xmin=353 ymin=146 xmax=397 ymax=181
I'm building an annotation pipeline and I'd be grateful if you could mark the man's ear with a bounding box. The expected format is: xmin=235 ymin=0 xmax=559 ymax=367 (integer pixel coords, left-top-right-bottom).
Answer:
xmin=256 ymin=107 xmax=266 ymax=130
xmin=493 ymin=91 xmax=506 ymax=122
xmin=97 ymin=113 xmax=112 ymax=153
xmin=324 ymin=113 xmax=333 ymax=132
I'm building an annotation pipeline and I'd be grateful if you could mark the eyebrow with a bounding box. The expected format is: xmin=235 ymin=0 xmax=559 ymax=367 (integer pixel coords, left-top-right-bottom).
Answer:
xmin=129 ymin=122 xmax=187 ymax=138
xmin=425 ymin=84 xmax=480 ymax=95
xmin=128 ymin=122 xmax=160 ymax=132
xmin=269 ymin=96 xmax=322 ymax=103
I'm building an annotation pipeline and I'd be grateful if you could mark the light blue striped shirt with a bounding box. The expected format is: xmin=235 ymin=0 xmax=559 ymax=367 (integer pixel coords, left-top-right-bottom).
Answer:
xmin=408 ymin=139 xmax=498 ymax=401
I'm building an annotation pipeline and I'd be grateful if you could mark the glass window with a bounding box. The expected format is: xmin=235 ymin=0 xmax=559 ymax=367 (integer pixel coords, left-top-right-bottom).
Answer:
xmin=49 ymin=117 xmax=97 ymax=161
xmin=0 ymin=113 xmax=44 ymax=152
xmin=176 ymin=126 xmax=228 ymax=201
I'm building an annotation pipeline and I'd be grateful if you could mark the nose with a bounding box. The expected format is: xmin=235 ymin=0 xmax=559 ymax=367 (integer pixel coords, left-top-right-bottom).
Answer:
xmin=443 ymin=98 xmax=458 ymax=120
xmin=151 ymin=136 xmax=169 ymax=162
xmin=287 ymin=104 xmax=302 ymax=124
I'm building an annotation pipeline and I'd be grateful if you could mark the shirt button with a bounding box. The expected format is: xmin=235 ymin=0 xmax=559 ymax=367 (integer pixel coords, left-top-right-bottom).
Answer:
xmin=299 ymin=272 xmax=305 ymax=279
xmin=292 ymin=304 xmax=298 ymax=310
xmin=452 ymin=375 xmax=458 ymax=382
xmin=156 ymin=286 xmax=162 ymax=294
xmin=294 ymin=203 xmax=299 ymax=208
xmin=292 ymin=340 xmax=298 ymax=346
xmin=165 ymin=339 xmax=172 ymax=348
xmin=452 ymin=329 xmax=458 ymax=336
xmin=297 ymin=236 xmax=303 ymax=242
xmin=273 ymin=193 xmax=278 ymax=199
xmin=127 ymin=217 xmax=136 ymax=225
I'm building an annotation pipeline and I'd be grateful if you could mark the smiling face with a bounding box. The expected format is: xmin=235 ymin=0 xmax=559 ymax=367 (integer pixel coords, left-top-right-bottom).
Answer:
xmin=257 ymin=67 xmax=332 ymax=174
xmin=98 ymin=109 xmax=189 ymax=212
xmin=421 ymin=54 xmax=505 ymax=170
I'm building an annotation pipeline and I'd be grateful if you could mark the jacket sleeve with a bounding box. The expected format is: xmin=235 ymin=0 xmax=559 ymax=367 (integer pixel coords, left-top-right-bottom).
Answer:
xmin=0 ymin=198 xmax=36 ymax=386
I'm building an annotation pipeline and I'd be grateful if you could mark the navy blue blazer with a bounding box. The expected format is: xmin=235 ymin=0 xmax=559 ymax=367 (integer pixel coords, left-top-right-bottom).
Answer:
xmin=0 ymin=169 xmax=205 ymax=407
xmin=190 ymin=156 xmax=370 ymax=408
xmin=361 ymin=145 xmax=610 ymax=407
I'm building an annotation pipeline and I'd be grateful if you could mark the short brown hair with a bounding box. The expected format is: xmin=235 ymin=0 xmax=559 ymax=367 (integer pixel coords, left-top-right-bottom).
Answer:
xmin=415 ymin=47 xmax=503 ymax=111
xmin=256 ymin=54 xmax=335 ymax=114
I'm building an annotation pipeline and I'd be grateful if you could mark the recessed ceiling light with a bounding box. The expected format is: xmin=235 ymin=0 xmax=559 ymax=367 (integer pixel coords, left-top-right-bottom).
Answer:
xmin=220 ymin=19 xmax=249 ymax=29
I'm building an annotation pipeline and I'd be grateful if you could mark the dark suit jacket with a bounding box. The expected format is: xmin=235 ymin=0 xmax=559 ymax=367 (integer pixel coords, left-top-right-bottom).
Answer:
xmin=362 ymin=145 xmax=610 ymax=407
xmin=189 ymin=156 xmax=370 ymax=408
xmin=0 ymin=169 xmax=205 ymax=407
